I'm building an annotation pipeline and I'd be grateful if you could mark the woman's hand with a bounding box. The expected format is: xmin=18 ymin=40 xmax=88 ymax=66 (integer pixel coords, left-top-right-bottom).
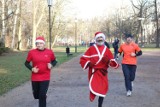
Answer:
xmin=32 ymin=66 xmax=39 ymax=73
xmin=47 ymin=63 xmax=52 ymax=69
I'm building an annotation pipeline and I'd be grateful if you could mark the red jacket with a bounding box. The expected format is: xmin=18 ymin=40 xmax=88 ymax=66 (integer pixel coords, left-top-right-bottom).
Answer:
xmin=80 ymin=44 xmax=114 ymax=101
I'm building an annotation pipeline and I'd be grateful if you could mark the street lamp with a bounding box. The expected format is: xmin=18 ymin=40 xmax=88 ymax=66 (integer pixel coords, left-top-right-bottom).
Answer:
xmin=75 ymin=18 xmax=78 ymax=53
xmin=47 ymin=0 xmax=52 ymax=49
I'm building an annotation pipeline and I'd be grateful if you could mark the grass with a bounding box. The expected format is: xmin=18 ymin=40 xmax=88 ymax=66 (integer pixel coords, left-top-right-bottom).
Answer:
xmin=0 ymin=52 xmax=29 ymax=95
xmin=141 ymin=48 xmax=160 ymax=52
xmin=0 ymin=46 xmax=87 ymax=95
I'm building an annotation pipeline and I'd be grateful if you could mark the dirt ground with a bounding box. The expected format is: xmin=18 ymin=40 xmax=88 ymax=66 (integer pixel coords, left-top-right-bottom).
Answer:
xmin=0 ymin=50 xmax=160 ymax=107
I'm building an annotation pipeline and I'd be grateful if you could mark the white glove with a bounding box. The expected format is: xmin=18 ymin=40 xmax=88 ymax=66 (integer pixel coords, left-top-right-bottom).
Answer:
xmin=47 ymin=63 xmax=52 ymax=69
xmin=32 ymin=66 xmax=39 ymax=73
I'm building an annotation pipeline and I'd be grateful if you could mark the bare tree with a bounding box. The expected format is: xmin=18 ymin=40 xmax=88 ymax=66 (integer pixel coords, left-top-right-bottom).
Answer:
xmin=0 ymin=0 xmax=5 ymax=47
xmin=130 ymin=0 xmax=149 ymax=44
xmin=32 ymin=0 xmax=45 ymax=48
xmin=11 ymin=0 xmax=21 ymax=49
xmin=0 ymin=0 xmax=72 ymax=49
xmin=17 ymin=0 xmax=22 ymax=50
xmin=51 ymin=0 xmax=70 ymax=47
xmin=154 ymin=0 xmax=159 ymax=48
xmin=101 ymin=18 xmax=113 ymax=42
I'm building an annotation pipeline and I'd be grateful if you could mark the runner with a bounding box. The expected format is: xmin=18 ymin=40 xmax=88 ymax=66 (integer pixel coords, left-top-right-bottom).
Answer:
xmin=118 ymin=34 xmax=142 ymax=96
xmin=80 ymin=32 xmax=119 ymax=107
xmin=24 ymin=36 xmax=57 ymax=107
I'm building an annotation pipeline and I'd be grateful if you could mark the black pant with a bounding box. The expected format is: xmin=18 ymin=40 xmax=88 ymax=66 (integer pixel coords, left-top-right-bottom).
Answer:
xmin=122 ymin=64 xmax=137 ymax=91
xmin=114 ymin=48 xmax=118 ymax=59
xmin=98 ymin=97 xmax=104 ymax=107
xmin=32 ymin=80 xmax=49 ymax=107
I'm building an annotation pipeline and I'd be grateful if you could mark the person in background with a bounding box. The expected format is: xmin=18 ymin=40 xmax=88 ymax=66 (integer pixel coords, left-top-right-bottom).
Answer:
xmin=104 ymin=41 xmax=110 ymax=49
xmin=80 ymin=32 xmax=119 ymax=107
xmin=24 ymin=36 xmax=57 ymax=107
xmin=118 ymin=34 xmax=142 ymax=97
xmin=112 ymin=38 xmax=119 ymax=60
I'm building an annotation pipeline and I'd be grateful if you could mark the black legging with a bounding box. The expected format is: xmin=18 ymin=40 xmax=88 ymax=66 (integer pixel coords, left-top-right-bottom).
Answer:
xmin=32 ymin=80 xmax=49 ymax=107
xmin=98 ymin=97 xmax=104 ymax=107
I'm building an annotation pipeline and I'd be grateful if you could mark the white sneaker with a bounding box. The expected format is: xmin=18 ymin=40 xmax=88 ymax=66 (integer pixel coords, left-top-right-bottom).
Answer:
xmin=126 ymin=90 xmax=132 ymax=97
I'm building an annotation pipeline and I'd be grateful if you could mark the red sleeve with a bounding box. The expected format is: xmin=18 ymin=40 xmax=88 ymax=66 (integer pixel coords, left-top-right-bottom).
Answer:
xmin=79 ymin=47 xmax=91 ymax=69
xmin=26 ymin=51 xmax=32 ymax=62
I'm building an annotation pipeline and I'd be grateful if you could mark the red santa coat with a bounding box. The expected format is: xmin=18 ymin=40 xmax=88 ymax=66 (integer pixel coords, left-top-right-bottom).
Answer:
xmin=80 ymin=44 xmax=114 ymax=101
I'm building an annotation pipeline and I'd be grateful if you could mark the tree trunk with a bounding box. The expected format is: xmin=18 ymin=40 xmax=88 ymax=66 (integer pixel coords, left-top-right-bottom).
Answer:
xmin=155 ymin=0 xmax=159 ymax=48
xmin=11 ymin=0 xmax=21 ymax=49
xmin=1 ymin=0 xmax=5 ymax=47
xmin=17 ymin=22 xmax=22 ymax=50
xmin=17 ymin=0 xmax=22 ymax=50
xmin=32 ymin=0 xmax=45 ymax=48
xmin=32 ymin=0 xmax=36 ymax=48
xmin=52 ymin=34 xmax=58 ymax=47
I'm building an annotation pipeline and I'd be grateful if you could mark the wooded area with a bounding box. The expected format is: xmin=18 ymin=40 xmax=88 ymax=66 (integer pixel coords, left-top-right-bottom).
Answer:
xmin=0 ymin=0 xmax=160 ymax=51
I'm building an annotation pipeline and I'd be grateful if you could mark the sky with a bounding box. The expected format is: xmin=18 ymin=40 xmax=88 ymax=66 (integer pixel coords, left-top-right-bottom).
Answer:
xmin=70 ymin=0 xmax=131 ymax=19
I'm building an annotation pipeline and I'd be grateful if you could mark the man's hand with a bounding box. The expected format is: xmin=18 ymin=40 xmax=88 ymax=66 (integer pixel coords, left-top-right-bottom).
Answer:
xmin=109 ymin=59 xmax=119 ymax=69
xmin=47 ymin=63 xmax=52 ymax=69
xmin=88 ymin=62 xmax=95 ymax=68
xmin=32 ymin=66 xmax=39 ymax=73
xmin=131 ymin=52 xmax=136 ymax=57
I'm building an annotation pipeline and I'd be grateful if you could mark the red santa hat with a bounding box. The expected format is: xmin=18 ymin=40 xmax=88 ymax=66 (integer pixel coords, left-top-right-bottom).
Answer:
xmin=94 ymin=32 xmax=106 ymax=40
xmin=35 ymin=36 xmax=45 ymax=44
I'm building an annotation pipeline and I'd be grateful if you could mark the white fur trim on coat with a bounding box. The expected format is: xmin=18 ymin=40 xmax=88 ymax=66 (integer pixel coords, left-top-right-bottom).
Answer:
xmin=89 ymin=69 xmax=106 ymax=97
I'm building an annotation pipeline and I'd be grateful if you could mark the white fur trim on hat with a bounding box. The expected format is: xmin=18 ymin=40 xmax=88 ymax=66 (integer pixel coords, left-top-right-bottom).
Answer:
xmin=35 ymin=40 xmax=45 ymax=44
xmin=95 ymin=33 xmax=106 ymax=40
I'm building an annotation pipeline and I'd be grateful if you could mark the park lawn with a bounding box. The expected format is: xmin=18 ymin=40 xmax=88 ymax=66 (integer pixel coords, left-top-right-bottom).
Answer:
xmin=141 ymin=48 xmax=160 ymax=52
xmin=0 ymin=46 xmax=86 ymax=95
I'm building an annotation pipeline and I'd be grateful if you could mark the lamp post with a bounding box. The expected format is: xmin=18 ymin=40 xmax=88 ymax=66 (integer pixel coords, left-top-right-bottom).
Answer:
xmin=47 ymin=0 xmax=52 ymax=49
xmin=75 ymin=18 xmax=77 ymax=53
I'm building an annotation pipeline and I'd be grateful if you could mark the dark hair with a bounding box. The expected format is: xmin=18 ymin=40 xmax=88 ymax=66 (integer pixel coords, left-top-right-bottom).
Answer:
xmin=124 ymin=33 xmax=133 ymax=38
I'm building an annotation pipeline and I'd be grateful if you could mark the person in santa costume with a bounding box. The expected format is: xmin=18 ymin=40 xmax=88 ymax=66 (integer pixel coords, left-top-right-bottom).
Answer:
xmin=80 ymin=32 xmax=119 ymax=107
xmin=24 ymin=36 xmax=57 ymax=107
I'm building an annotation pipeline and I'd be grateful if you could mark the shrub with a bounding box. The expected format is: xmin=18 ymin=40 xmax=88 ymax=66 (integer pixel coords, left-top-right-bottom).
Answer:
xmin=0 ymin=47 xmax=11 ymax=55
xmin=0 ymin=49 xmax=3 ymax=55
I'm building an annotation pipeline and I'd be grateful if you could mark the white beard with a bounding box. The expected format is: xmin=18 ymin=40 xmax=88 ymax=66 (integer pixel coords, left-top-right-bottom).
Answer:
xmin=96 ymin=41 xmax=104 ymax=46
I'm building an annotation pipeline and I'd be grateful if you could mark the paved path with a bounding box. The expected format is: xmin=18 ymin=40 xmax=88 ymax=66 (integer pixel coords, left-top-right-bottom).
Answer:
xmin=0 ymin=51 xmax=160 ymax=107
